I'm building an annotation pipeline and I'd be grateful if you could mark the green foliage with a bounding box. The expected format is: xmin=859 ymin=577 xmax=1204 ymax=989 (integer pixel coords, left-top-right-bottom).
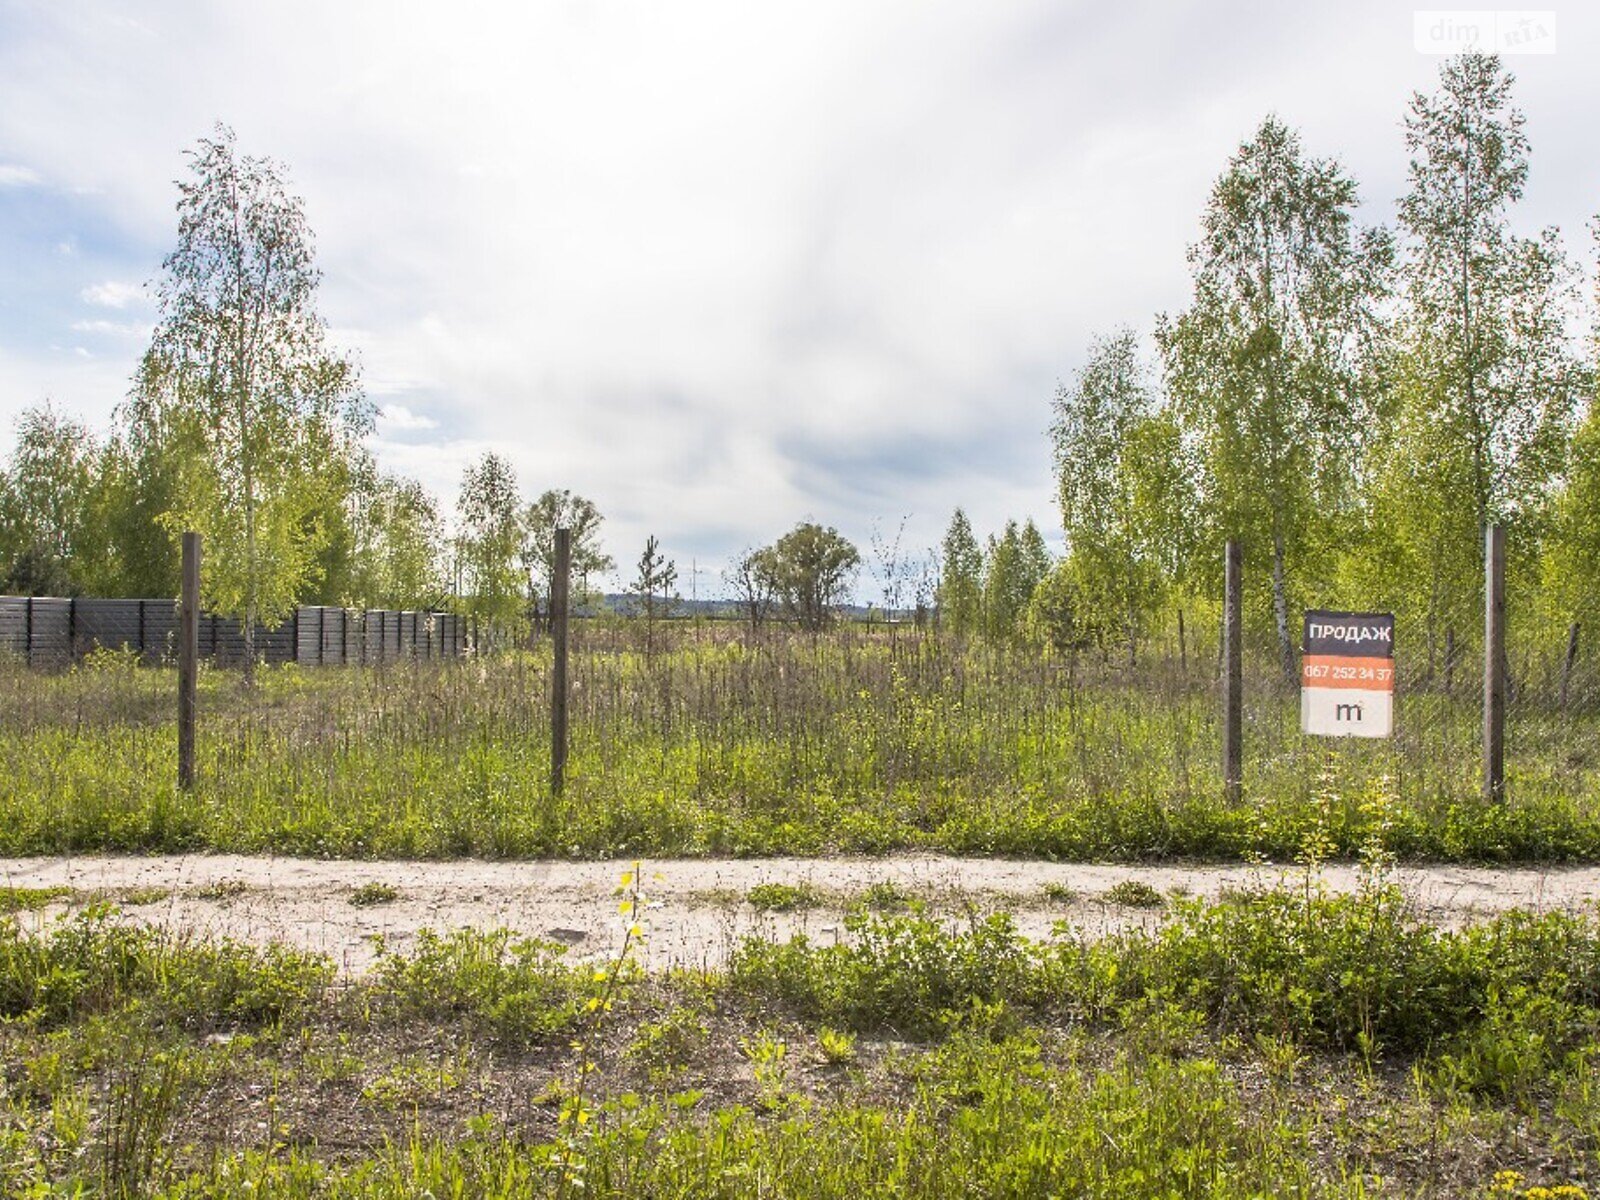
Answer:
xmin=628 ymin=535 xmax=679 ymax=657
xmin=1051 ymin=330 xmax=1182 ymax=659
xmin=5 ymin=892 xmax=1600 ymax=1195
xmin=980 ymin=519 xmax=1049 ymax=644
xmin=746 ymin=882 xmax=821 ymax=912
xmin=937 ymin=509 xmax=983 ymax=638
xmin=348 ymin=882 xmax=400 ymax=907
xmin=456 ymin=452 xmax=526 ymax=639
xmin=131 ymin=125 xmax=371 ymax=672
xmin=366 ymin=927 xmax=595 ymax=1045
xmin=764 ymin=523 xmax=861 ymax=631
xmin=337 ymin=469 xmax=443 ymax=610
xmin=1546 ymin=405 xmax=1600 ymax=626
xmin=816 ymin=1026 xmax=856 ymax=1064
xmin=731 ymin=886 xmax=1600 ymax=1060
xmin=1158 ymin=115 xmax=1392 ymax=679
xmin=1104 ymin=880 xmax=1165 ymax=908
xmin=1361 ymin=53 xmax=1588 ymax=654
xmin=0 ymin=404 xmax=102 ymax=596
xmin=523 ymin=487 xmax=615 ymax=623
xmin=0 ymin=886 xmax=72 ymax=913
xmin=626 ymin=1004 xmax=710 ymax=1083
xmin=35 ymin=1046 xmax=1322 ymax=1198
xmin=724 ymin=545 xmax=781 ymax=634
xmin=730 ymin=910 xmax=1045 ymax=1037
xmin=0 ymin=907 xmax=330 ymax=1029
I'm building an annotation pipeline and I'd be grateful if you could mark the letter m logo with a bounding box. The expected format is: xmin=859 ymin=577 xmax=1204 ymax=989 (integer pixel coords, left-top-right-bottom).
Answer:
xmin=1335 ymin=703 xmax=1364 ymax=722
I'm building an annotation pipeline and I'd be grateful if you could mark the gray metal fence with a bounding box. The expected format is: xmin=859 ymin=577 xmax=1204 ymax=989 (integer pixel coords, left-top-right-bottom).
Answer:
xmin=0 ymin=596 xmax=467 ymax=669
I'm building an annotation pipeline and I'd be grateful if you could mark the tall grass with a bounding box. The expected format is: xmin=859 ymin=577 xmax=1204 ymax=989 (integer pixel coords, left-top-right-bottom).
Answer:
xmin=1 ymin=621 xmax=1595 ymax=860
xmin=5 ymin=889 xmax=1600 ymax=1195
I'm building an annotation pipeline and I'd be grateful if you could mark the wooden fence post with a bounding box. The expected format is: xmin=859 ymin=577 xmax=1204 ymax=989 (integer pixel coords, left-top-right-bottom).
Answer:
xmin=1484 ymin=524 xmax=1506 ymax=803
xmin=1222 ymin=539 xmax=1243 ymax=805
xmin=551 ymin=527 xmax=572 ymax=797
xmin=179 ymin=532 xmax=201 ymax=791
xmin=1560 ymin=621 xmax=1580 ymax=714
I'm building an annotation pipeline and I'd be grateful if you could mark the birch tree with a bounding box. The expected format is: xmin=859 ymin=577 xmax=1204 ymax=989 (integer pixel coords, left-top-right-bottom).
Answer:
xmin=1159 ymin=116 xmax=1391 ymax=681
xmin=1373 ymin=52 xmax=1586 ymax=650
xmin=131 ymin=125 xmax=369 ymax=679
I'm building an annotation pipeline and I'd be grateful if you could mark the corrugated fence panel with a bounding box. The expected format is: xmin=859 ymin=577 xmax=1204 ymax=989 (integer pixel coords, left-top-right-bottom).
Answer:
xmin=143 ymin=604 xmax=178 ymax=663
xmin=0 ymin=596 xmax=467 ymax=668
xmin=27 ymin=598 xmax=73 ymax=668
xmin=362 ymin=610 xmax=382 ymax=664
xmin=75 ymin=598 xmax=141 ymax=654
xmin=295 ymin=608 xmax=318 ymax=664
xmin=0 ymin=597 xmax=28 ymax=659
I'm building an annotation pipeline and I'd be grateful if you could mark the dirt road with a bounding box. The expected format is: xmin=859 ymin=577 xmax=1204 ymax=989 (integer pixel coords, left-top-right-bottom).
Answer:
xmin=4 ymin=854 xmax=1596 ymax=973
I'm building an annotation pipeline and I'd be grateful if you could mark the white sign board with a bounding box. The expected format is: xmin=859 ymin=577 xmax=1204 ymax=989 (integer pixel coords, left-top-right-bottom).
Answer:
xmin=1301 ymin=610 xmax=1394 ymax=738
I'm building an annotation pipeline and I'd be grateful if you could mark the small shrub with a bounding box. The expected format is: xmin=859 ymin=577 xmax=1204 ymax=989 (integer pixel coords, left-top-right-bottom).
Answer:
xmin=0 ymin=908 xmax=330 ymax=1029
xmin=1104 ymin=880 xmax=1165 ymax=909
xmin=350 ymin=882 xmax=401 ymax=907
xmin=117 ymin=887 xmax=171 ymax=907
xmin=367 ymin=927 xmax=594 ymax=1044
xmin=1041 ymin=882 xmax=1077 ymax=904
xmin=0 ymin=886 xmax=73 ymax=913
xmin=627 ymin=1006 xmax=711 ymax=1083
xmin=747 ymin=882 xmax=821 ymax=912
xmin=740 ymin=1031 xmax=790 ymax=1110
xmin=857 ymin=881 xmax=911 ymax=912
xmin=817 ymin=1026 xmax=857 ymax=1064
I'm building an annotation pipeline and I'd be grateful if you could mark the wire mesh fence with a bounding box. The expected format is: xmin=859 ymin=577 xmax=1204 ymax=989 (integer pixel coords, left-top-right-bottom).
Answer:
xmin=0 ymin=531 xmax=1593 ymax=860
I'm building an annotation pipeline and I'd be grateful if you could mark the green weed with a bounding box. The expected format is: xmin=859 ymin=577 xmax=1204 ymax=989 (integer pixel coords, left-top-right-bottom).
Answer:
xmin=747 ymin=881 xmax=822 ymax=912
xmin=349 ymin=881 xmax=400 ymax=907
xmin=0 ymin=886 xmax=72 ymax=913
xmin=1104 ymin=880 xmax=1165 ymax=908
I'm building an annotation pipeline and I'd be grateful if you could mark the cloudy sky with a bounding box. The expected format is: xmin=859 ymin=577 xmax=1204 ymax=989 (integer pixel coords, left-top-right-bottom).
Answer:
xmin=1 ymin=2 xmax=1595 ymax=599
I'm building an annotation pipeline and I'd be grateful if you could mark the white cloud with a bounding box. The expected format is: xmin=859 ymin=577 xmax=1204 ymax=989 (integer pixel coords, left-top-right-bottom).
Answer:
xmin=0 ymin=164 xmax=41 ymax=187
xmin=79 ymin=281 xmax=146 ymax=309
xmin=377 ymin=403 xmax=438 ymax=432
xmin=0 ymin=1 xmax=1595 ymax=583
xmin=70 ymin=320 xmax=148 ymax=339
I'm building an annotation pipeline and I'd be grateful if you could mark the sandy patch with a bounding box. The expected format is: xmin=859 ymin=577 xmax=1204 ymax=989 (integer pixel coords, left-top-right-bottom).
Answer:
xmin=3 ymin=854 xmax=1595 ymax=973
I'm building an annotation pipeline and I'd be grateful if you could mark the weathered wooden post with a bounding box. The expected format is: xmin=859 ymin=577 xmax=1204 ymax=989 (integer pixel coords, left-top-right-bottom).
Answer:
xmin=1560 ymin=622 xmax=1580 ymax=714
xmin=178 ymin=531 xmax=201 ymax=791
xmin=1484 ymin=524 xmax=1506 ymax=802
xmin=551 ymin=527 xmax=571 ymax=797
xmin=1222 ymin=539 xmax=1243 ymax=804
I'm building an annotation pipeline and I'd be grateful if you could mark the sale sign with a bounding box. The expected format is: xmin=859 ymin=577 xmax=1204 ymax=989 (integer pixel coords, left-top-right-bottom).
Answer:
xmin=1301 ymin=610 xmax=1394 ymax=738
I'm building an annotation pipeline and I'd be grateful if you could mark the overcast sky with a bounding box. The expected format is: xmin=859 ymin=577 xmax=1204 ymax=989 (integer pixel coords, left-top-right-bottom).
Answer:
xmin=1 ymin=1 xmax=1595 ymax=599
